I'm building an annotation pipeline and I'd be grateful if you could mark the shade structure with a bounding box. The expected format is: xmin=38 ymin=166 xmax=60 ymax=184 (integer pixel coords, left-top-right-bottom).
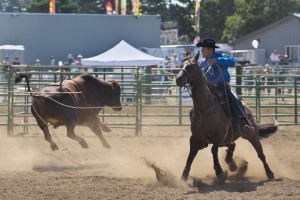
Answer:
xmin=81 ymin=40 xmax=163 ymax=66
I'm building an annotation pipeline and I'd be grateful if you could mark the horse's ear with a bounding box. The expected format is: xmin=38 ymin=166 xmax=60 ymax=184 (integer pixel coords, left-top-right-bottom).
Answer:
xmin=194 ymin=51 xmax=200 ymax=63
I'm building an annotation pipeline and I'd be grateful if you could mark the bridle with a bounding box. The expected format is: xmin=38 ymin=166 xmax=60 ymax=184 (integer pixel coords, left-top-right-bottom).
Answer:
xmin=180 ymin=58 xmax=210 ymax=91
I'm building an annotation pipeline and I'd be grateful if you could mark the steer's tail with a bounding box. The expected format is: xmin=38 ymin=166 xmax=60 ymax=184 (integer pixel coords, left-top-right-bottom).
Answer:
xmin=258 ymin=117 xmax=279 ymax=138
xmin=14 ymin=74 xmax=32 ymax=95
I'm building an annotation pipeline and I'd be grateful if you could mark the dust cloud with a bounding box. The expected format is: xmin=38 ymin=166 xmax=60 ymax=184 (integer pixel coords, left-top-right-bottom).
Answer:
xmin=0 ymin=130 xmax=297 ymax=183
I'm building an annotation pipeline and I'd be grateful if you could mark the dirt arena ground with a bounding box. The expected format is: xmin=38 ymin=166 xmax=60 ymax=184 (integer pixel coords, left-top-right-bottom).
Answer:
xmin=0 ymin=123 xmax=299 ymax=200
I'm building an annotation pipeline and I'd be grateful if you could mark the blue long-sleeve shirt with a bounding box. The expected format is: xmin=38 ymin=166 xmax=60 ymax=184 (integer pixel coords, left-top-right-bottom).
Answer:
xmin=200 ymin=52 xmax=236 ymax=84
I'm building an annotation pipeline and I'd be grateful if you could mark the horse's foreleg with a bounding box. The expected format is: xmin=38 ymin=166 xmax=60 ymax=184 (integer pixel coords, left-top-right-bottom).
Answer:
xmin=225 ymin=142 xmax=237 ymax=172
xmin=248 ymin=137 xmax=274 ymax=179
xmin=211 ymin=140 xmax=226 ymax=179
xmin=181 ymin=136 xmax=199 ymax=181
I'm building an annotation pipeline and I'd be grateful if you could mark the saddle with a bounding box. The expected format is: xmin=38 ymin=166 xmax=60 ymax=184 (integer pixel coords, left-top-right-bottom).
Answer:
xmin=209 ymin=87 xmax=255 ymax=138
xmin=208 ymin=85 xmax=231 ymax=117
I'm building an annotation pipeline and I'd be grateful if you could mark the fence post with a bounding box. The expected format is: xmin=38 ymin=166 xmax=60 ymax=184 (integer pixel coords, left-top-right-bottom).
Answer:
xmin=294 ymin=78 xmax=298 ymax=124
xmin=7 ymin=66 xmax=13 ymax=136
xmin=255 ymin=76 xmax=262 ymax=123
xmin=236 ymin=64 xmax=242 ymax=95
xmin=144 ymin=66 xmax=152 ymax=104
xmin=179 ymin=87 xmax=183 ymax=125
xmin=135 ymin=68 xmax=141 ymax=136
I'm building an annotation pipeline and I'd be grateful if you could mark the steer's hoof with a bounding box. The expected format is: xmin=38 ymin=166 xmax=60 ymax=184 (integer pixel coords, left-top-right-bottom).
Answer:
xmin=102 ymin=141 xmax=111 ymax=149
xmin=79 ymin=140 xmax=89 ymax=149
xmin=100 ymin=124 xmax=111 ymax=132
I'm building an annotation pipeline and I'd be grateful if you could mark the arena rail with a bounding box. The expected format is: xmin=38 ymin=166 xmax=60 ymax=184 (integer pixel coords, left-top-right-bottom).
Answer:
xmin=1 ymin=64 xmax=300 ymax=137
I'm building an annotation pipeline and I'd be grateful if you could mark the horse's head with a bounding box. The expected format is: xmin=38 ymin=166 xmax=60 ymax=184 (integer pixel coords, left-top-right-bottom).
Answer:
xmin=176 ymin=51 xmax=200 ymax=87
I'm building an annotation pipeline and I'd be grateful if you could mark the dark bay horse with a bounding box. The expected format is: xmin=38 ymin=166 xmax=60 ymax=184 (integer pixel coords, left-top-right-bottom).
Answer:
xmin=176 ymin=52 xmax=276 ymax=181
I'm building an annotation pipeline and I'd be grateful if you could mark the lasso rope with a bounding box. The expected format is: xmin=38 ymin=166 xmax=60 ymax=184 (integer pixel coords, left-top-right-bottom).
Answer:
xmin=31 ymin=104 xmax=85 ymax=165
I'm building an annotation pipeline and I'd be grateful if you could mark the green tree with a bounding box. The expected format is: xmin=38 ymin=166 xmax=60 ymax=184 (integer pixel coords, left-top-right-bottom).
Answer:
xmin=140 ymin=0 xmax=169 ymax=19
xmin=77 ymin=0 xmax=109 ymax=14
xmin=27 ymin=0 xmax=77 ymax=13
xmin=3 ymin=0 xmax=23 ymax=12
xmin=223 ymin=0 xmax=300 ymax=42
xmin=170 ymin=1 xmax=196 ymax=43
xmin=141 ymin=0 xmax=196 ymax=43
xmin=200 ymin=0 xmax=235 ymax=42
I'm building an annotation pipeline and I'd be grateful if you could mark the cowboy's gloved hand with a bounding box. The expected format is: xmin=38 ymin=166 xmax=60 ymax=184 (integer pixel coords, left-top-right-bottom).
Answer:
xmin=209 ymin=58 xmax=217 ymax=64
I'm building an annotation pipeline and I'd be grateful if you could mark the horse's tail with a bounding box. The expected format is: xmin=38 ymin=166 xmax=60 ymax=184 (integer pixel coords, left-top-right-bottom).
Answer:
xmin=242 ymin=102 xmax=278 ymax=139
xmin=14 ymin=74 xmax=32 ymax=95
xmin=258 ymin=117 xmax=278 ymax=139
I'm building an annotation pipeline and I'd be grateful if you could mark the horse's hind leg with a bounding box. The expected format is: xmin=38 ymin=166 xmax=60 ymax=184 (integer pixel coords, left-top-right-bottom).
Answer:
xmin=225 ymin=142 xmax=238 ymax=172
xmin=181 ymin=136 xmax=199 ymax=181
xmin=248 ymin=136 xmax=274 ymax=179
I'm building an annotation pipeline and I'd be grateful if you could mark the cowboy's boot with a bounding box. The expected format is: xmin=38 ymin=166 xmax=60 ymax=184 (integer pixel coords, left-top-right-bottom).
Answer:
xmin=239 ymin=117 xmax=251 ymax=137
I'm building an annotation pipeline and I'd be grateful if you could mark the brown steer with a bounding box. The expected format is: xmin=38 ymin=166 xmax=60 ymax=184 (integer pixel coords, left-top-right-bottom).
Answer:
xmin=15 ymin=74 xmax=122 ymax=151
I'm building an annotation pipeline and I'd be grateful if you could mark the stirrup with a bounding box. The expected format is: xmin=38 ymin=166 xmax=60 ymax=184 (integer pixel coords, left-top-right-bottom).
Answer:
xmin=241 ymin=124 xmax=251 ymax=134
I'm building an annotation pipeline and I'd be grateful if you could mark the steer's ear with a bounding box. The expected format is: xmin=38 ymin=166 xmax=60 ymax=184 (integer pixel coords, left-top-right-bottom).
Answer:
xmin=111 ymin=80 xmax=118 ymax=89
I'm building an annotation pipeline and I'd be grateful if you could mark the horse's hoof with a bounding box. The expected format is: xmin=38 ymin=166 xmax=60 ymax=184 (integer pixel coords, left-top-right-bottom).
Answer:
xmin=266 ymin=170 xmax=274 ymax=180
xmin=228 ymin=161 xmax=238 ymax=172
xmin=192 ymin=177 xmax=202 ymax=187
xmin=50 ymin=144 xmax=58 ymax=151
xmin=79 ymin=140 xmax=89 ymax=149
xmin=181 ymin=168 xmax=190 ymax=182
xmin=216 ymin=170 xmax=228 ymax=183
xmin=181 ymin=175 xmax=188 ymax=182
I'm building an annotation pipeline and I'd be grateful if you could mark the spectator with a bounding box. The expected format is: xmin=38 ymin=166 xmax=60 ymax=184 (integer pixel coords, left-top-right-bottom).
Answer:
xmin=157 ymin=61 xmax=169 ymax=82
xmin=2 ymin=56 xmax=10 ymax=73
xmin=255 ymin=66 xmax=265 ymax=94
xmin=285 ymin=70 xmax=294 ymax=94
xmin=2 ymin=56 xmax=9 ymax=66
xmin=63 ymin=54 xmax=74 ymax=72
xmin=35 ymin=59 xmax=41 ymax=66
xmin=64 ymin=54 xmax=74 ymax=65
xmin=75 ymin=54 xmax=83 ymax=65
xmin=50 ymin=56 xmax=55 ymax=66
xmin=264 ymin=65 xmax=275 ymax=95
xmin=179 ymin=51 xmax=189 ymax=62
xmin=277 ymin=68 xmax=285 ymax=95
xmin=10 ymin=56 xmax=21 ymax=73
xmin=33 ymin=58 xmax=41 ymax=70
xmin=270 ymin=50 xmax=280 ymax=65
xmin=169 ymin=53 xmax=179 ymax=76
xmin=243 ymin=68 xmax=254 ymax=95
xmin=285 ymin=69 xmax=294 ymax=94
xmin=12 ymin=56 xmax=21 ymax=65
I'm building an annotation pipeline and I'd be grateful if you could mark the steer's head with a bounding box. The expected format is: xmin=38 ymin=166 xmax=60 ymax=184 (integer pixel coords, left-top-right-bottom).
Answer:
xmin=108 ymin=80 xmax=122 ymax=111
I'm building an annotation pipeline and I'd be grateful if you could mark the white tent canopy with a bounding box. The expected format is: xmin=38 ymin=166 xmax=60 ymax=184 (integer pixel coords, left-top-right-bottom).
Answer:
xmin=82 ymin=40 xmax=164 ymax=66
xmin=0 ymin=45 xmax=25 ymax=64
xmin=0 ymin=45 xmax=25 ymax=51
